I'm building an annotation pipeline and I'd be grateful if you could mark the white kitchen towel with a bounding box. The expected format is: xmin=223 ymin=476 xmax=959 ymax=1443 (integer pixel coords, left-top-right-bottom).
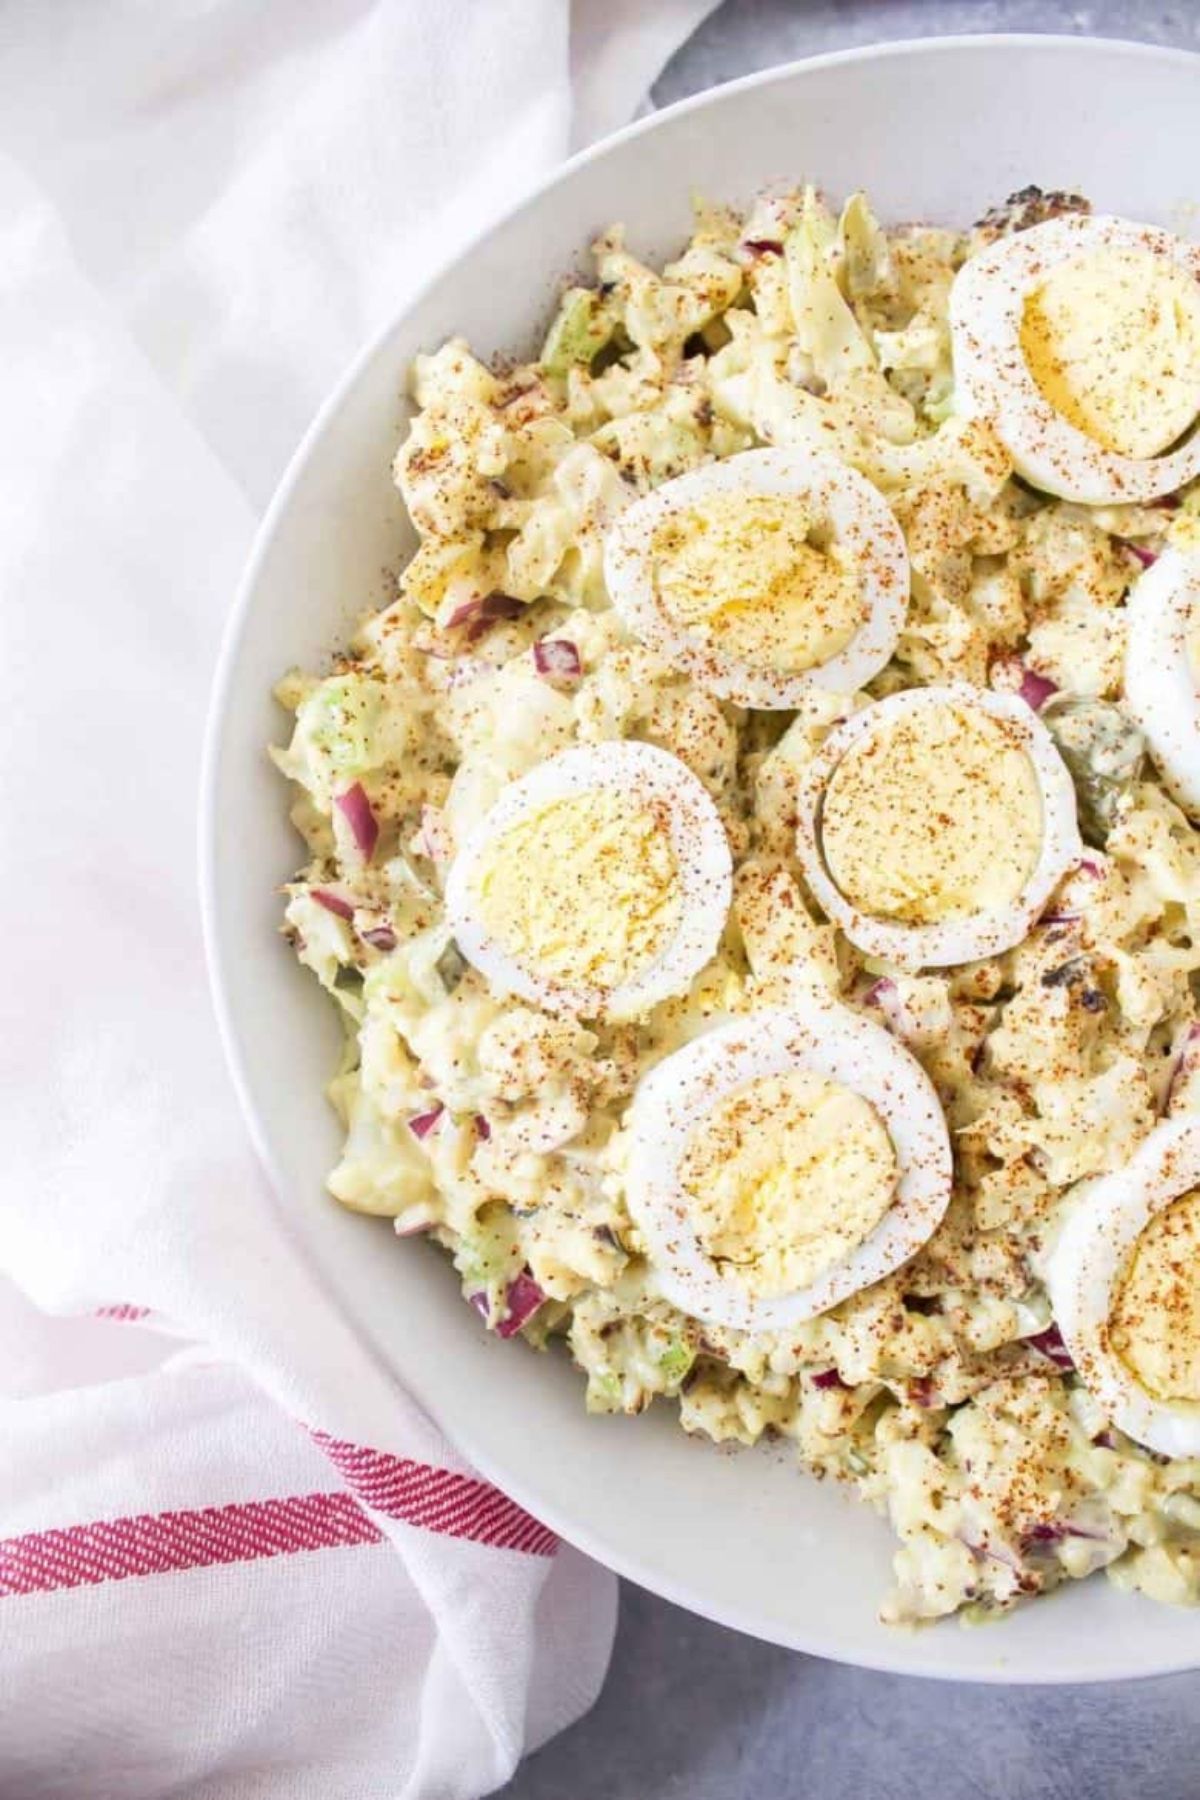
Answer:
xmin=0 ymin=3 xmax=716 ymax=1795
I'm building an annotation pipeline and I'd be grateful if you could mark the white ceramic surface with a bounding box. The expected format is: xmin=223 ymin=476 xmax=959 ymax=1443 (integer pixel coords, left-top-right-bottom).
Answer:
xmin=202 ymin=36 xmax=1200 ymax=1681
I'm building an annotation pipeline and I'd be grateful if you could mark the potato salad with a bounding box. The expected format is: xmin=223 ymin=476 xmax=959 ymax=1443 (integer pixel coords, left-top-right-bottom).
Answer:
xmin=272 ymin=184 xmax=1200 ymax=1626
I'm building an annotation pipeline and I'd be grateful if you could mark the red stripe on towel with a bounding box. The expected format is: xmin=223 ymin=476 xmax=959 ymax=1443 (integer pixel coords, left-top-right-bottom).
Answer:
xmin=0 ymin=1492 xmax=380 ymax=1596
xmin=311 ymin=1431 xmax=558 ymax=1556
xmin=0 ymin=1448 xmax=555 ymax=1597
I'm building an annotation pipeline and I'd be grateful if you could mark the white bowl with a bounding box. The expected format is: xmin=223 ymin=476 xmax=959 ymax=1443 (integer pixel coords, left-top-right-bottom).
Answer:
xmin=202 ymin=35 xmax=1200 ymax=1681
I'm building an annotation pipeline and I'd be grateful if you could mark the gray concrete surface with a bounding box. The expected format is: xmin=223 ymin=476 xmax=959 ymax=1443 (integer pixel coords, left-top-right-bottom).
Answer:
xmin=499 ymin=6 xmax=1200 ymax=1795
xmin=652 ymin=0 xmax=1200 ymax=106
xmin=504 ymin=1583 xmax=1197 ymax=1800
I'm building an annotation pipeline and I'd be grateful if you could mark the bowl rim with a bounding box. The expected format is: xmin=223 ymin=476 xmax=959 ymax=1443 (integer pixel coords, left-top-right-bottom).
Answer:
xmin=200 ymin=32 xmax=1200 ymax=1682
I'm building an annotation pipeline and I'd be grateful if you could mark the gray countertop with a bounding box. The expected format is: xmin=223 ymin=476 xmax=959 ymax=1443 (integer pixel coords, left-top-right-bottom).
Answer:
xmin=501 ymin=5 xmax=1200 ymax=1794
xmin=653 ymin=0 xmax=1200 ymax=105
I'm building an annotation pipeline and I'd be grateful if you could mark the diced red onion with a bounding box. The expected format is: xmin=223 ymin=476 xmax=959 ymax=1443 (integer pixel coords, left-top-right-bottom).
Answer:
xmin=360 ymin=924 xmax=397 ymax=952
xmin=811 ymin=1368 xmax=846 ymax=1390
xmin=1018 ymin=666 xmax=1058 ymax=712
xmin=408 ymin=1104 xmax=445 ymax=1141
xmin=412 ymin=622 xmax=458 ymax=660
xmin=469 ymin=1273 xmax=545 ymax=1337
xmin=447 ymin=591 xmax=525 ymax=641
xmin=533 ymin=638 xmax=582 ymax=682
xmin=1163 ymin=1019 xmax=1200 ymax=1114
xmin=1126 ymin=542 xmax=1159 ymax=570
xmin=992 ymin=655 xmax=1058 ymax=713
xmin=968 ymin=1535 xmax=1022 ymax=1573
xmin=311 ymin=887 xmax=354 ymax=921
xmin=1024 ymin=1519 xmax=1106 ymax=1547
xmin=495 ymin=1272 xmax=546 ymax=1339
xmin=1093 ymin=1430 xmax=1118 ymax=1450
xmin=1027 ymin=1323 xmax=1075 ymax=1372
xmin=416 ymin=804 xmax=454 ymax=864
xmin=960 ymin=1525 xmax=1025 ymax=1572
xmin=314 ymin=888 xmax=394 ymax=950
xmin=1041 ymin=862 xmax=1100 ymax=924
xmin=446 ymin=598 xmax=483 ymax=630
xmin=395 ymin=1208 xmax=434 ymax=1238
xmin=863 ymin=976 xmax=918 ymax=1042
xmin=743 ymin=237 xmax=784 ymax=257
xmin=1026 ymin=1521 xmax=1066 ymax=1545
xmin=474 ymin=1114 xmax=492 ymax=1141
xmin=335 ymin=783 xmax=379 ymax=861
xmin=907 ymin=1376 xmax=939 ymax=1409
xmin=470 ymin=593 xmax=525 ymax=640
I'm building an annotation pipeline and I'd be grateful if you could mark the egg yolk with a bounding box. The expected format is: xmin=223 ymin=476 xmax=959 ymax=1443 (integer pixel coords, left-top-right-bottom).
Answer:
xmin=1109 ymin=1188 xmax=1200 ymax=1404
xmin=678 ymin=1068 xmax=897 ymax=1297
xmin=650 ymin=492 xmax=867 ymax=674
xmin=1019 ymin=246 xmax=1200 ymax=460
xmin=473 ymin=787 xmax=681 ymax=993
xmin=820 ymin=702 xmax=1043 ymax=925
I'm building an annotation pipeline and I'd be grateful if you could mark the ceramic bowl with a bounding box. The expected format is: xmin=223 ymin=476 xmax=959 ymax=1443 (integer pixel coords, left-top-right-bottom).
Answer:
xmin=202 ymin=35 xmax=1200 ymax=1680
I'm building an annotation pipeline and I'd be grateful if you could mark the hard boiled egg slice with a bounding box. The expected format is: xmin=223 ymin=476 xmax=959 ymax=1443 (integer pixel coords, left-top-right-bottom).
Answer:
xmin=1124 ymin=545 xmax=1200 ymax=817
xmin=795 ymin=684 xmax=1082 ymax=968
xmin=602 ymin=447 xmax=909 ymax=708
xmin=625 ymin=997 xmax=951 ymax=1334
xmin=1046 ymin=1115 xmax=1200 ymax=1458
xmin=951 ymin=214 xmax=1200 ymax=503
xmin=445 ymin=740 xmax=731 ymax=1020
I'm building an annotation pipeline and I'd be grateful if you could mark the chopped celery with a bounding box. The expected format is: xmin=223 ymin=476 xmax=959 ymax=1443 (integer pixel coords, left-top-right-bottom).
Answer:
xmin=541 ymin=287 xmax=614 ymax=375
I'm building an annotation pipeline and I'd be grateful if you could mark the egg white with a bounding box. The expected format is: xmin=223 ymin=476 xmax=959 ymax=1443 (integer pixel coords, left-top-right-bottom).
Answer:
xmin=951 ymin=213 xmax=1200 ymax=504
xmin=602 ymin=446 xmax=909 ymax=708
xmin=444 ymin=740 xmax=732 ymax=1020
xmin=624 ymin=996 xmax=952 ymax=1334
xmin=1124 ymin=546 xmax=1200 ymax=818
xmin=1046 ymin=1115 xmax=1200 ymax=1458
xmin=794 ymin=684 xmax=1083 ymax=970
